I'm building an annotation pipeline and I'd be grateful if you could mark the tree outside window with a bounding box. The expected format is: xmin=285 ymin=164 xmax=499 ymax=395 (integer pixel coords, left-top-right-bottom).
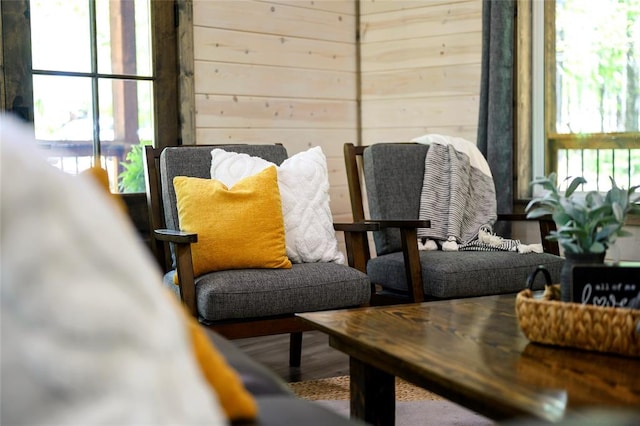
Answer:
xmin=546 ymin=0 xmax=640 ymax=192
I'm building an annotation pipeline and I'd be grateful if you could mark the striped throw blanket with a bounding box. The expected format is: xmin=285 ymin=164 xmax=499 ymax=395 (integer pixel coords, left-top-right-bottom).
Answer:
xmin=412 ymin=134 xmax=542 ymax=253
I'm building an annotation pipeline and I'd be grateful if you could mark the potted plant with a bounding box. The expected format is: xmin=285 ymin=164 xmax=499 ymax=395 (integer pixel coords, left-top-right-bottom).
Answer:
xmin=525 ymin=172 xmax=640 ymax=301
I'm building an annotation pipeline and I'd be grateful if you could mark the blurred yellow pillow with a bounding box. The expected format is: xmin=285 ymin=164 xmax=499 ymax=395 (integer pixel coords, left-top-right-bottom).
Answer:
xmin=182 ymin=306 xmax=258 ymax=420
xmin=80 ymin=166 xmax=127 ymax=213
xmin=83 ymin=165 xmax=258 ymax=419
xmin=173 ymin=166 xmax=291 ymax=280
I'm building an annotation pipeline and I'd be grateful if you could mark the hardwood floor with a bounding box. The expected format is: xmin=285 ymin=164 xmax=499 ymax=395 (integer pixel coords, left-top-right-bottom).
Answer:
xmin=233 ymin=330 xmax=349 ymax=383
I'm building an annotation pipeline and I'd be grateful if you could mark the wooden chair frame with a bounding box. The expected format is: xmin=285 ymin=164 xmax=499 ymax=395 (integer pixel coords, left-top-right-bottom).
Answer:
xmin=343 ymin=142 xmax=560 ymax=305
xmin=143 ymin=145 xmax=372 ymax=366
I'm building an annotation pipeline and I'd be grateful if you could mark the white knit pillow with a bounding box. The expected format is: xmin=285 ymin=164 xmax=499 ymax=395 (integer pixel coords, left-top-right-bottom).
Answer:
xmin=210 ymin=147 xmax=344 ymax=264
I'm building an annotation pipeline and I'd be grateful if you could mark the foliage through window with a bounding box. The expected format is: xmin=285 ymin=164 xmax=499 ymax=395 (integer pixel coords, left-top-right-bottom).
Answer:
xmin=546 ymin=0 xmax=640 ymax=192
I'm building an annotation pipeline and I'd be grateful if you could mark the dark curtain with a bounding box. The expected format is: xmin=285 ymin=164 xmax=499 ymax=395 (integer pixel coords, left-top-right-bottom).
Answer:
xmin=477 ymin=0 xmax=515 ymax=227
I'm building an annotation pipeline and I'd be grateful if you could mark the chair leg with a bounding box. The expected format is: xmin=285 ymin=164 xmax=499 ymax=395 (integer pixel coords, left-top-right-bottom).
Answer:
xmin=289 ymin=332 xmax=303 ymax=367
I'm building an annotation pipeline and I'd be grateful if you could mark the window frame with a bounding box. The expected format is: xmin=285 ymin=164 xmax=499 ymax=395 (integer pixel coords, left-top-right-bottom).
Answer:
xmin=1 ymin=0 xmax=179 ymax=152
xmin=1 ymin=0 xmax=180 ymax=237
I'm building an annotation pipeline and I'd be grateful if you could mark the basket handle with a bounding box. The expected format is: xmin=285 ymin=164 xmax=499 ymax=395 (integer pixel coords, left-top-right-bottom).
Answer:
xmin=526 ymin=265 xmax=552 ymax=290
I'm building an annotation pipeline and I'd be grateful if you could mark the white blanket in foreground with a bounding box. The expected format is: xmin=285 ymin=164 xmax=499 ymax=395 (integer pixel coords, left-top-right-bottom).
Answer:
xmin=1 ymin=115 xmax=226 ymax=425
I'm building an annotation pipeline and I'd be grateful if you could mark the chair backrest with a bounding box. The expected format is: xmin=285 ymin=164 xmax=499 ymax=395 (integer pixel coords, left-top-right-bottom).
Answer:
xmin=144 ymin=144 xmax=288 ymax=271
xmin=346 ymin=142 xmax=561 ymax=258
xmin=345 ymin=143 xmax=429 ymax=256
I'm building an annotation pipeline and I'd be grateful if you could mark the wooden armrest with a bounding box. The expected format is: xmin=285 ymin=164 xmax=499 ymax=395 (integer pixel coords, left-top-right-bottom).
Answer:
xmin=497 ymin=213 xmax=555 ymax=223
xmin=496 ymin=213 xmax=529 ymax=221
xmin=333 ymin=222 xmax=377 ymax=274
xmin=154 ymin=228 xmax=198 ymax=244
xmin=334 ymin=222 xmax=380 ymax=232
xmin=354 ymin=219 xmax=426 ymax=303
xmin=497 ymin=212 xmax=559 ymax=226
xmin=365 ymin=219 xmax=431 ymax=229
xmin=495 ymin=214 xmax=560 ymax=256
xmin=153 ymin=228 xmax=198 ymax=316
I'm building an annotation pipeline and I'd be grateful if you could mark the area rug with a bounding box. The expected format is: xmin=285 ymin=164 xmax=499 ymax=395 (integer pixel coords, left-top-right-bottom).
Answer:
xmin=289 ymin=375 xmax=441 ymax=401
xmin=290 ymin=376 xmax=495 ymax=426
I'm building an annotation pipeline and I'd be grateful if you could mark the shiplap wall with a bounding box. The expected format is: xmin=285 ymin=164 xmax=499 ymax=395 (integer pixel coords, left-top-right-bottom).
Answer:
xmin=191 ymin=0 xmax=359 ymax=224
xmin=192 ymin=0 xmax=483 ymax=214
xmin=190 ymin=0 xmax=484 ymax=253
xmin=359 ymin=0 xmax=482 ymax=144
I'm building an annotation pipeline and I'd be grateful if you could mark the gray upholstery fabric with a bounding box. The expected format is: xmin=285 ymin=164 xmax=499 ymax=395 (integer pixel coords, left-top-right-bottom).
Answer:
xmin=158 ymin=144 xmax=370 ymax=322
xmin=362 ymin=143 xmax=564 ymax=299
xmin=363 ymin=143 xmax=430 ymax=255
xmin=204 ymin=329 xmax=292 ymax=396
xmin=190 ymin=262 xmax=369 ymax=322
xmin=368 ymin=251 xmax=564 ymax=299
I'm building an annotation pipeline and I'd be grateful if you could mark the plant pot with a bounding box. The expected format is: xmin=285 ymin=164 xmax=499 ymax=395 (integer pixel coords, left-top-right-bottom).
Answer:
xmin=559 ymin=251 xmax=606 ymax=302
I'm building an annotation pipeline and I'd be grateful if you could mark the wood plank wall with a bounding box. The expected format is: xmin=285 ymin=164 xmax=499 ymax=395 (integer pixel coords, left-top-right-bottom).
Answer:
xmin=359 ymin=0 xmax=482 ymax=144
xmin=190 ymin=0 xmax=483 ymax=254
xmin=191 ymin=0 xmax=358 ymax=224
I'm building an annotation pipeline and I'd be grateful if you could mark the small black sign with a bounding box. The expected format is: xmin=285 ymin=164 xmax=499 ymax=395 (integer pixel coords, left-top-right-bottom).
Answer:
xmin=571 ymin=264 xmax=640 ymax=308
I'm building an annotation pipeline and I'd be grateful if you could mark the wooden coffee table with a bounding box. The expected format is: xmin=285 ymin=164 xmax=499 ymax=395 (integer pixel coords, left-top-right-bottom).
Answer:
xmin=297 ymin=294 xmax=640 ymax=425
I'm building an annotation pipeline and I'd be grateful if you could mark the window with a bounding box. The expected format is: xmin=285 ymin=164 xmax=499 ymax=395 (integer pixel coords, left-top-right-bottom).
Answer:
xmin=1 ymin=0 xmax=178 ymax=193
xmin=544 ymin=0 xmax=640 ymax=192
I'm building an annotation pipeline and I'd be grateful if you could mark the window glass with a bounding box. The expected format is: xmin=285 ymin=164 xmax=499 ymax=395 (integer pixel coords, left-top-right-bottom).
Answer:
xmin=33 ymin=75 xmax=94 ymax=142
xmin=30 ymin=0 xmax=154 ymax=193
xmin=96 ymin=0 xmax=152 ymax=77
xmin=548 ymin=0 xmax=640 ymax=191
xmin=554 ymin=0 xmax=639 ymax=134
xmin=30 ymin=0 xmax=91 ymax=73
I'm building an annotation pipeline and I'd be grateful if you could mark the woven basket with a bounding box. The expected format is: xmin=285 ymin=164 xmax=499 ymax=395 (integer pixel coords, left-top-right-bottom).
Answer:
xmin=515 ymin=286 xmax=640 ymax=358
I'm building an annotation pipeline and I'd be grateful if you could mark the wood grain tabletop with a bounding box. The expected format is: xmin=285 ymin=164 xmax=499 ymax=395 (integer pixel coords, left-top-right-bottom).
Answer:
xmin=298 ymin=294 xmax=640 ymax=423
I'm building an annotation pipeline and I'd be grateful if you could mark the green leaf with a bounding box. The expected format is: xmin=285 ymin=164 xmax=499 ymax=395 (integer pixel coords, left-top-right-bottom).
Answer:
xmin=530 ymin=173 xmax=560 ymax=195
xmin=617 ymin=229 xmax=632 ymax=238
xmin=527 ymin=172 xmax=636 ymax=254
xmin=561 ymin=241 xmax=582 ymax=254
xmin=531 ymin=172 xmax=556 ymax=186
xmin=612 ymin=202 xmax=624 ymax=222
xmin=595 ymin=224 xmax=620 ymax=242
xmin=565 ymin=176 xmax=587 ymax=197
xmin=552 ymin=211 xmax=572 ymax=226
xmin=588 ymin=242 xmax=606 ymax=253
xmin=526 ymin=208 xmax=551 ymax=219
xmin=585 ymin=191 xmax=604 ymax=208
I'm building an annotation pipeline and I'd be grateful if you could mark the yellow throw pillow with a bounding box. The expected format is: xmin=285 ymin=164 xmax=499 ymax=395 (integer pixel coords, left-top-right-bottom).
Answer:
xmin=182 ymin=305 xmax=258 ymax=420
xmin=173 ymin=166 xmax=291 ymax=280
xmin=80 ymin=166 xmax=127 ymax=214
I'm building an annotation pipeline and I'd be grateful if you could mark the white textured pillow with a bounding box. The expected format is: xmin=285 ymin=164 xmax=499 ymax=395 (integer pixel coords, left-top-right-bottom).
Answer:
xmin=210 ymin=147 xmax=344 ymax=264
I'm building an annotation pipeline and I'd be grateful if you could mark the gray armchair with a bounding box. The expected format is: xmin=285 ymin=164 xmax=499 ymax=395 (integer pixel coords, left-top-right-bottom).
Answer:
xmin=143 ymin=144 xmax=370 ymax=367
xmin=343 ymin=142 xmax=564 ymax=304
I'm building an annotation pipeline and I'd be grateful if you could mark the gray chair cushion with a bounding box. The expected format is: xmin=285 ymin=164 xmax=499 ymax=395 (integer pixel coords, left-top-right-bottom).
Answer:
xmin=164 ymin=263 xmax=370 ymax=322
xmin=368 ymin=250 xmax=564 ymax=299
